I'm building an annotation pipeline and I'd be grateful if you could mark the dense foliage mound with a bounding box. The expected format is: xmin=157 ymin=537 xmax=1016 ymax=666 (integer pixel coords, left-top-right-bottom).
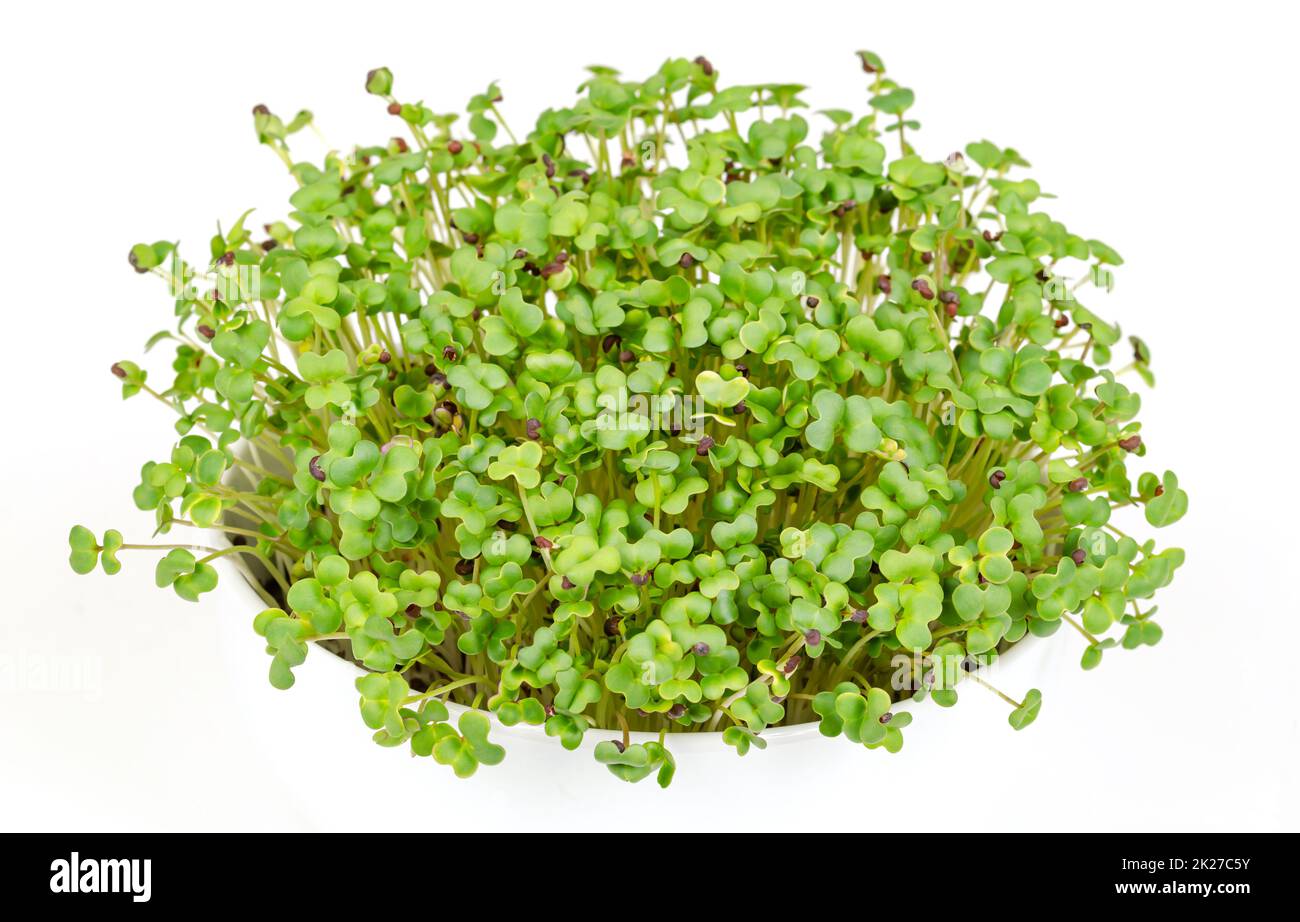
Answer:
xmin=70 ymin=53 xmax=1186 ymax=784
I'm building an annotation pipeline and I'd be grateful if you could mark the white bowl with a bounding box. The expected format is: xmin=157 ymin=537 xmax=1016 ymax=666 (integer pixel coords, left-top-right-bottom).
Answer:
xmin=215 ymin=558 xmax=1066 ymax=831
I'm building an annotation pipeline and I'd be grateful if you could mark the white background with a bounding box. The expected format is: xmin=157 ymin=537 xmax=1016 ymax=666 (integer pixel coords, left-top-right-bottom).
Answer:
xmin=3 ymin=0 xmax=1297 ymax=831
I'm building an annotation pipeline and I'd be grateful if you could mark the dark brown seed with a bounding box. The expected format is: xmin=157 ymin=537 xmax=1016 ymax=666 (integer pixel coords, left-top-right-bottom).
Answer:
xmin=735 ymin=362 xmax=749 ymax=377
xmin=1154 ymin=484 xmax=1165 ymax=497
xmin=850 ymin=608 xmax=869 ymax=624
xmin=912 ymin=278 xmax=935 ymax=300
xmin=692 ymin=642 xmax=710 ymax=656
xmin=1067 ymin=477 xmax=1089 ymax=493
xmin=252 ymin=104 xmax=270 ymax=116
xmin=679 ymin=252 xmax=695 ymax=268
xmin=378 ymin=350 xmax=391 ymax=364
xmin=111 ymin=362 xmax=127 ymax=379
xmin=525 ymin=418 xmax=542 ymax=440
xmin=604 ymin=616 xmax=622 ymax=637
xmin=619 ymin=349 xmax=634 ymax=363
xmin=220 ymin=251 xmax=236 ymax=266
xmin=534 ymin=535 xmax=553 ymax=550
xmin=542 ymin=153 xmax=555 ymax=178
xmin=989 ymin=469 xmax=1007 ymax=489
xmin=197 ymin=324 xmax=216 ymax=340
xmin=1070 ymin=548 xmax=1087 ymax=565
xmin=945 ymin=302 xmax=959 ymax=318
xmin=447 ymin=140 xmax=463 ymax=154
xmin=939 ymin=289 xmax=958 ymax=304
xmin=611 ymin=739 xmax=626 ymax=753
xmin=879 ymin=712 xmax=893 ymax=725
xmin=878 ymin=276 xmax=892 ymax=295
xmin=405 ymin=603 xmax=421 ymax=618
xmin=443 ymin=345 xmax=458 ymax=362
xmin=261 ymin=239 xmax=278 ymax=251
xmin=730 ymin=400 xmax=747 ymax=416
xmin=920 ymin=251 xmax=933 ymax=264
xmin=561 ymin=576 xmax=575 ymax=590
xmin=806 ymin=296 xmax=819 ymax=309
xmin=309 ymin=455 xmax=326 ymax=482
xmin=804 ymin=629 xmax=821 ymax=646
xmin=393 ymin=137 xmax=408 ymax=153
xmin=1118 ymin=435 xmax=1143 ymax=452
xmin=387 ymin=102 xmax=402 ymax=115
xmin=696 ymin=435 xmax=715 ymax=456
xmin=694 ymin=55 xmax=714 ymax=76
xmin=455 ymin=559 xmax=474 ymax=577
xmin=782 ymin=655 xmax=802 ymax=676
xmin=1054 ymin=315 xmax=1069 ymax=328
xmin=666 ymin=703 xmax=687 ymax=719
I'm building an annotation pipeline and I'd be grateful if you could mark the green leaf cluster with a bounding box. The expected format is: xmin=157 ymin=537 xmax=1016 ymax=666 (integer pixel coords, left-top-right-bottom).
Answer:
xmin=71 ymin=51 xmax=1186 ymax=785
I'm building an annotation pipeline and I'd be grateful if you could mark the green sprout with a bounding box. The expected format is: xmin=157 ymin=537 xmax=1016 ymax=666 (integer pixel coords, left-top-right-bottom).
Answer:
xmin=71 ymin=52 xmax=1186 ymax=785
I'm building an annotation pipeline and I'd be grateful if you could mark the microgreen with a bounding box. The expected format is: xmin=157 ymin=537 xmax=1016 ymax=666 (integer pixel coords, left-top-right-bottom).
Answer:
xmin=71 ymin=52 xmax=1186 ymax=785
